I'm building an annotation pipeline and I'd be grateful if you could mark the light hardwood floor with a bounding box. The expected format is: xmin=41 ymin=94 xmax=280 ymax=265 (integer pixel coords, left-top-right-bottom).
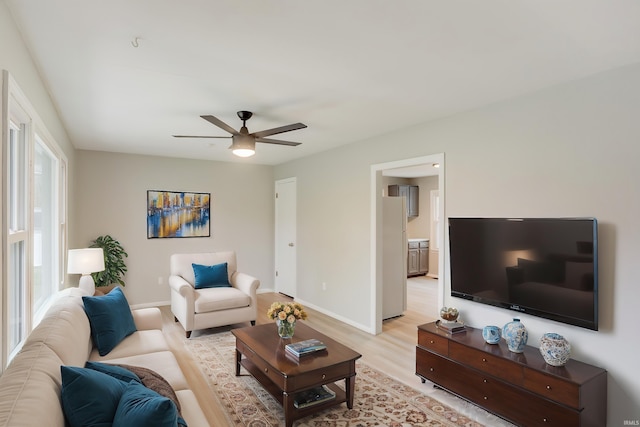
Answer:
xmin=160 ymin=276 xmax=512 ymax=426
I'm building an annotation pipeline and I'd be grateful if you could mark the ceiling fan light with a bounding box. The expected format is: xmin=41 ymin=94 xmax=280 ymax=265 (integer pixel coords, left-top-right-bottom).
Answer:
xmin=231 ymin=134 xmax=256 ymax=157
xmin=232 ymin=148 xmax=255 ymax=157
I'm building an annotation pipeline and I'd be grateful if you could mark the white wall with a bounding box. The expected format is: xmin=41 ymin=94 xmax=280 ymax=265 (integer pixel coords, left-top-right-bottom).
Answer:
xmin=275 ymin=63 xmax=640 ymax=422
xmin=73 ymin=151 xmax=275 ymax=307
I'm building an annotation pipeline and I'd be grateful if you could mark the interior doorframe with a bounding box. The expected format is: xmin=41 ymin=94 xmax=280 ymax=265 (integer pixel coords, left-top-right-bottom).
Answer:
xmin=370 ymin=153 xmax=445 ymax=334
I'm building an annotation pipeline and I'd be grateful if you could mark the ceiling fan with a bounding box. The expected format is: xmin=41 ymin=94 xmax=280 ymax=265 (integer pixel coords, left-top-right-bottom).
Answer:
xmin=174 ymin=111 xmax=307 ymax=157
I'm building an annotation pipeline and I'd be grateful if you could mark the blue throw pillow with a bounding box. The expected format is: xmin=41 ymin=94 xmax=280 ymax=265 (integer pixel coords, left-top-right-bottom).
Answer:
xmin=61 ymin=366 xmax=128 ymax=427
xmin=83 ymin=287 xmax=137 ymax=356
xmin=113 ymin=381 xmax=178 ymax=427
xmin=192 ymin=262 xmax=231 ymax=289
xmin=85 ymin=361 xmax=141 ymax=384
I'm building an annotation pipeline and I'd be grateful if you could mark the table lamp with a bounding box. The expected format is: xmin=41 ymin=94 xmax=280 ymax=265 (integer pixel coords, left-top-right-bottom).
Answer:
xmin=67 ymin=248 xmax=105 ymax=295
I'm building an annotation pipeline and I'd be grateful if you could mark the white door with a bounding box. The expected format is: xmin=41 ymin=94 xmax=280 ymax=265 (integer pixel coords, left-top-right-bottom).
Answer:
xmin=275 ymin=178 xmax=296 ymax=297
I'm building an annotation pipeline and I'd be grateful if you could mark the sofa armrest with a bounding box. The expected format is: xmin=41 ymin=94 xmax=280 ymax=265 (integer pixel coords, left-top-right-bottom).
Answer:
xmin=233 ymin=271 xmax=260 ymax=297
xmin=131 ymin=307 xmax=163 ymax=331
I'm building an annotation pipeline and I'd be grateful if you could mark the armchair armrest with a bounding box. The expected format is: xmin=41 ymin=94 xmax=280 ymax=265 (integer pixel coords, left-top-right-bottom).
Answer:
xmin=169 ymin=275 xmax=194 ymax=297
xmin=131 ymin=307 xmax=163 ymax=331
xmin=232 ymin=271 xmax=260 ymax=297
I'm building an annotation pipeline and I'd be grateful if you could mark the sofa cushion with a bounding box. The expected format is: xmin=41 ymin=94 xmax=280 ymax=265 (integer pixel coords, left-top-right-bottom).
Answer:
xmin=85 ymin=361 xmax=141 ymax=384
xmin=113 ymin=381 xmax=178 ymax=427
xmin=61 ymin=366 xmax=127 ymax=427
xmin=83 ymin=287 xmax=137 ymax=356
xmin=192 ymin=262 xmax=231 ymax=289
xmin=88 ymin=329 xmax=169 ymax=361
xmin=93 ymin=351 xmax=190 ymax=392
xmin=194 ymin=287 xmax=251 ymax=313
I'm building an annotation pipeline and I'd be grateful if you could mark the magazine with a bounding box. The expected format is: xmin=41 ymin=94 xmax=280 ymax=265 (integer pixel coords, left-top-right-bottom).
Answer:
xmin=285 ymin=339 xmax=327 ymax=357
xmin=293 ymin=385 xmax=336 ymax=409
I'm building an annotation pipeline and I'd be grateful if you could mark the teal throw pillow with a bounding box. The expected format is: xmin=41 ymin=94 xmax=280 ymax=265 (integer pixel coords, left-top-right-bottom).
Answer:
xmin=83 ymin=287 xmax=137 ymax=356
xmin=192 ymin=262 xmax=231 ymax=289
xmin=85 ymin=361 xmax=141 ymax=384
xmin=61 ymin=366 xmax=128 ymax=427
xmin=113 ymin=381 xmax=178 ymax=427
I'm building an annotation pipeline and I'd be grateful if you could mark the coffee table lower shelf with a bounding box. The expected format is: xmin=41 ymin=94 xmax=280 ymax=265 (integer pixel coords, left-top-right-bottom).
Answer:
xmin=240 ymin=357 xmax=348 ymax=423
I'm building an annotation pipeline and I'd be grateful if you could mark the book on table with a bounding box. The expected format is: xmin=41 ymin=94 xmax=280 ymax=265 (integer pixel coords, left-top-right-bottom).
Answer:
xmin=293 ymin=385 xmax=336 ymax=409
xmin=285 ymin=338 xmax=327 ymax=357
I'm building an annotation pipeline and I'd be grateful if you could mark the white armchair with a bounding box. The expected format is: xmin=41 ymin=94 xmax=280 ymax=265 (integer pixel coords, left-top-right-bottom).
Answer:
xmin=169 ymin=251 xmax=260 ymax=338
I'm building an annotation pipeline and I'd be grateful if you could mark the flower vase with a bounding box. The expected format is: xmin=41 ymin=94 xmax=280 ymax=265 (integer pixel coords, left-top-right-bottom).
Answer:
xmin=502 ymin=318 xmax=528 ymax=353
xmin=277 ymin=319 xmax=296 ymax=338
xmin=539 ymin=333 xmax=571 ymax=366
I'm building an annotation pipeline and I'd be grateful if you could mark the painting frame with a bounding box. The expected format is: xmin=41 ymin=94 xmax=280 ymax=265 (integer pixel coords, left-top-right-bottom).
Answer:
xmin=147 ymin=190 xmax=211 ymax=239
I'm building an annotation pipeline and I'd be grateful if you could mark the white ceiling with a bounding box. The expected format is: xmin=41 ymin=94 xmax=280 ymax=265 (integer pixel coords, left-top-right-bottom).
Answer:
xmin=7 ymin=0 xmax=640 ymax=165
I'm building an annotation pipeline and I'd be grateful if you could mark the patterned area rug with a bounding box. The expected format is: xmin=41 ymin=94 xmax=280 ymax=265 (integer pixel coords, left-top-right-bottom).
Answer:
xmin=184 ymin=331 xmax=485 ymax=427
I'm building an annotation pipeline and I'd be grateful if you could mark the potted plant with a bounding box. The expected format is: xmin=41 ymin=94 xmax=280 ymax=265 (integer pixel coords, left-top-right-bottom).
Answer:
xmin=90 ymin=235 xmax=128 ymax=292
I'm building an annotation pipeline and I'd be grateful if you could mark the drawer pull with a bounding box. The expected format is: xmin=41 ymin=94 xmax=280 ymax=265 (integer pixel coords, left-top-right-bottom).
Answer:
xmin=483 ymin=396 xmax=488 ymax=400
xmin=430 ymin=367 xmax=434 ymax=372
xmin=543 ymin=418 xmax=548 ymax=422
xmin=482 ymin=358 xmax=487 ymax=362
xmin=483 ymin=379 xmax=487 ymax=383
xmin=430 ymin=340 xmax=435 ymax=344
xmin=322 ymin=374 xmax=326 ymax=380
xmin=546 ymin=385 xmax=552 ymax=390
xmin=264 ymin=368 xmax=268 ymax=373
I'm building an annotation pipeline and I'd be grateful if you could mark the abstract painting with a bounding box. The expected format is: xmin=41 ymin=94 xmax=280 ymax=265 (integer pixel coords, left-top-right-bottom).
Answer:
xmin=147 ymin=190 xmax=210 ymax=238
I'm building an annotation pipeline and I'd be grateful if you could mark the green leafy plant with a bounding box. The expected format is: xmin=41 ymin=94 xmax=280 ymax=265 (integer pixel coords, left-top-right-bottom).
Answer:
xmin=90 ymin=235 xmax=128 ymax=287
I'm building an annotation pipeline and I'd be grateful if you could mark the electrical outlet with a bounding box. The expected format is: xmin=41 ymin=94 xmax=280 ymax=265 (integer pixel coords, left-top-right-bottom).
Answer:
xmin=322 ymin=282 xmax=326 ymax=291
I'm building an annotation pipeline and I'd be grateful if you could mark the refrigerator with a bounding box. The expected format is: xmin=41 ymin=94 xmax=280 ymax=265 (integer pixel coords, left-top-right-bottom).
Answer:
xmin=382 ymin=196 xmax=408 ymax=319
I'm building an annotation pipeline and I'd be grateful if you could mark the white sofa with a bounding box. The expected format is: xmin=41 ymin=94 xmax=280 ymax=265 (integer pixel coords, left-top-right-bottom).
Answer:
xmin=0 ymin=288 xmax=209 ymax=427
xmin=169 ymin=251 xmax=260 ymax=338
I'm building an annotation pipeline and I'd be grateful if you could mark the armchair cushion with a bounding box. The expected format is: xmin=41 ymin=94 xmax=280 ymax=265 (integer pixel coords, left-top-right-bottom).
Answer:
xmin=192 ymin=262 xmax=231 ymax=289
xmin=194 ymin=287 xmax=251 ymax=314
xmin=83 ymin=287 xmax=137 ymax=356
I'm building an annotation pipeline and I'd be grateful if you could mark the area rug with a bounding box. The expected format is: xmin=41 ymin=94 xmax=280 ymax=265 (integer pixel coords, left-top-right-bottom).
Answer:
xmin=184 ymin=331 xmax=485 ymax=427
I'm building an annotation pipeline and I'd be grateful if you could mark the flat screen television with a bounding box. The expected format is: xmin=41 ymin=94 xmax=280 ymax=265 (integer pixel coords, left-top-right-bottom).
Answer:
xmin=448 ymin=217 xmax=598 ymax=330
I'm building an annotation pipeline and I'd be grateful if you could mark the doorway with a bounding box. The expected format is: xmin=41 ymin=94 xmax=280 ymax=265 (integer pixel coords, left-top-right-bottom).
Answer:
xmin=370 ymin=154 xmax=445 ymax=334
xmin=275 ymin=178 xmax=297 ymax=298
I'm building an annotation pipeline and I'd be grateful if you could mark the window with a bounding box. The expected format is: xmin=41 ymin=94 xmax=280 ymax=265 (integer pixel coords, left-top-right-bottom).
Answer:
xmin=2 ymin=70 xmax=67 ymax=367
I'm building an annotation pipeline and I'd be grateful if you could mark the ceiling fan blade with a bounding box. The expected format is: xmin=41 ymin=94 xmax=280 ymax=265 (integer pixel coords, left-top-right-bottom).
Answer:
xmin=173 ymin=135 xmax=231 ymax=138
xmin=256 ymin=137 xmax=302 ymax=147
xmin=252 ymin=123 xmax=307 ymax=138
xmin=201 ymin=115 xmax=239 ymax=135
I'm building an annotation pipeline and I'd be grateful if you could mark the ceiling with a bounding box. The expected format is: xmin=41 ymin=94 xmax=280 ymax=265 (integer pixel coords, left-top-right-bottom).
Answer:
xmin=6 ymin=1 xmax=640 ymax=166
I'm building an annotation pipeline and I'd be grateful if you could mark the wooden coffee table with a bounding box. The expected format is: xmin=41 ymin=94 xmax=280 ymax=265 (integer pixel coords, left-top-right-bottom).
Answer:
xmin=232 ymin=322 xmax=362 ymax=427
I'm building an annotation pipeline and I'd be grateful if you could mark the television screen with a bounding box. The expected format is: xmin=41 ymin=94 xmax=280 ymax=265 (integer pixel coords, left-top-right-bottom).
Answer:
xmin=448 ymin=218 xmax=598 ymax=330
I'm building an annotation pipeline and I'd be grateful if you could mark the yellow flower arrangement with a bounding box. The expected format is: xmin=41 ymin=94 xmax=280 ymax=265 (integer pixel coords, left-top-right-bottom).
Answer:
xmin=267 ymin=301 xmax=308 ymax=324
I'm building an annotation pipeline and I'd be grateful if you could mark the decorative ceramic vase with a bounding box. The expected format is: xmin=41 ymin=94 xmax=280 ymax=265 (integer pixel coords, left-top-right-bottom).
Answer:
xmin=277 ymin=319 xmax=296 ymax=338
xmin=482 ymin=325 xmax=501 ymax=344
xmin=539 ymin=333 xmax=571 ymax=366
xmin=502 ymin=318 xmax=528 ymax=353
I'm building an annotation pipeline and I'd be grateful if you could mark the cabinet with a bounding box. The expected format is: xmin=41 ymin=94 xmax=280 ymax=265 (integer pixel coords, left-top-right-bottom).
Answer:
xmin=408 ymin=240 xmax=428 ymax=276
xmin=388 ymin=185 xmax=419 ymax=217
xmin=416 ymin=322 xmax=607 ymax=427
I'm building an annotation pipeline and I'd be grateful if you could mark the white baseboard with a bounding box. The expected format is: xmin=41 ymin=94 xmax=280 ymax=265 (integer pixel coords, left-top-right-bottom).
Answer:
xmin=294 ymin=297 xmax=376 ymax=335
xmin=131 ymin=300 xmax=169 ymax=310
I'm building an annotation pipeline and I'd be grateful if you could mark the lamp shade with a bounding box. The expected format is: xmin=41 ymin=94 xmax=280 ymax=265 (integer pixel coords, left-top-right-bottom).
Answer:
xmin=67 ymin=248 xmax=105 ymax=274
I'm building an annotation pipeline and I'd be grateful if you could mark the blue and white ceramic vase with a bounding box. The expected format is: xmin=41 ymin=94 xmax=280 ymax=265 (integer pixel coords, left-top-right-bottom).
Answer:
xmin=482 ymin=325 xmax=501 ymax=344
xmin=502 ymin=318 xmax=528 ymax=353
xmin=539 ymin=333 xmax=571 ymax=366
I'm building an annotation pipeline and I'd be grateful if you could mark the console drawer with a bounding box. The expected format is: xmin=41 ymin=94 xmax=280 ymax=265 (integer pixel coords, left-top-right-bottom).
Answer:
xmin=524 ymin=367 xmax=580 ymax=409
xmin=449 ymin=341 xmax=523 ymax=385
xmin=417 ymin=330 xmax=448 ymax=356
